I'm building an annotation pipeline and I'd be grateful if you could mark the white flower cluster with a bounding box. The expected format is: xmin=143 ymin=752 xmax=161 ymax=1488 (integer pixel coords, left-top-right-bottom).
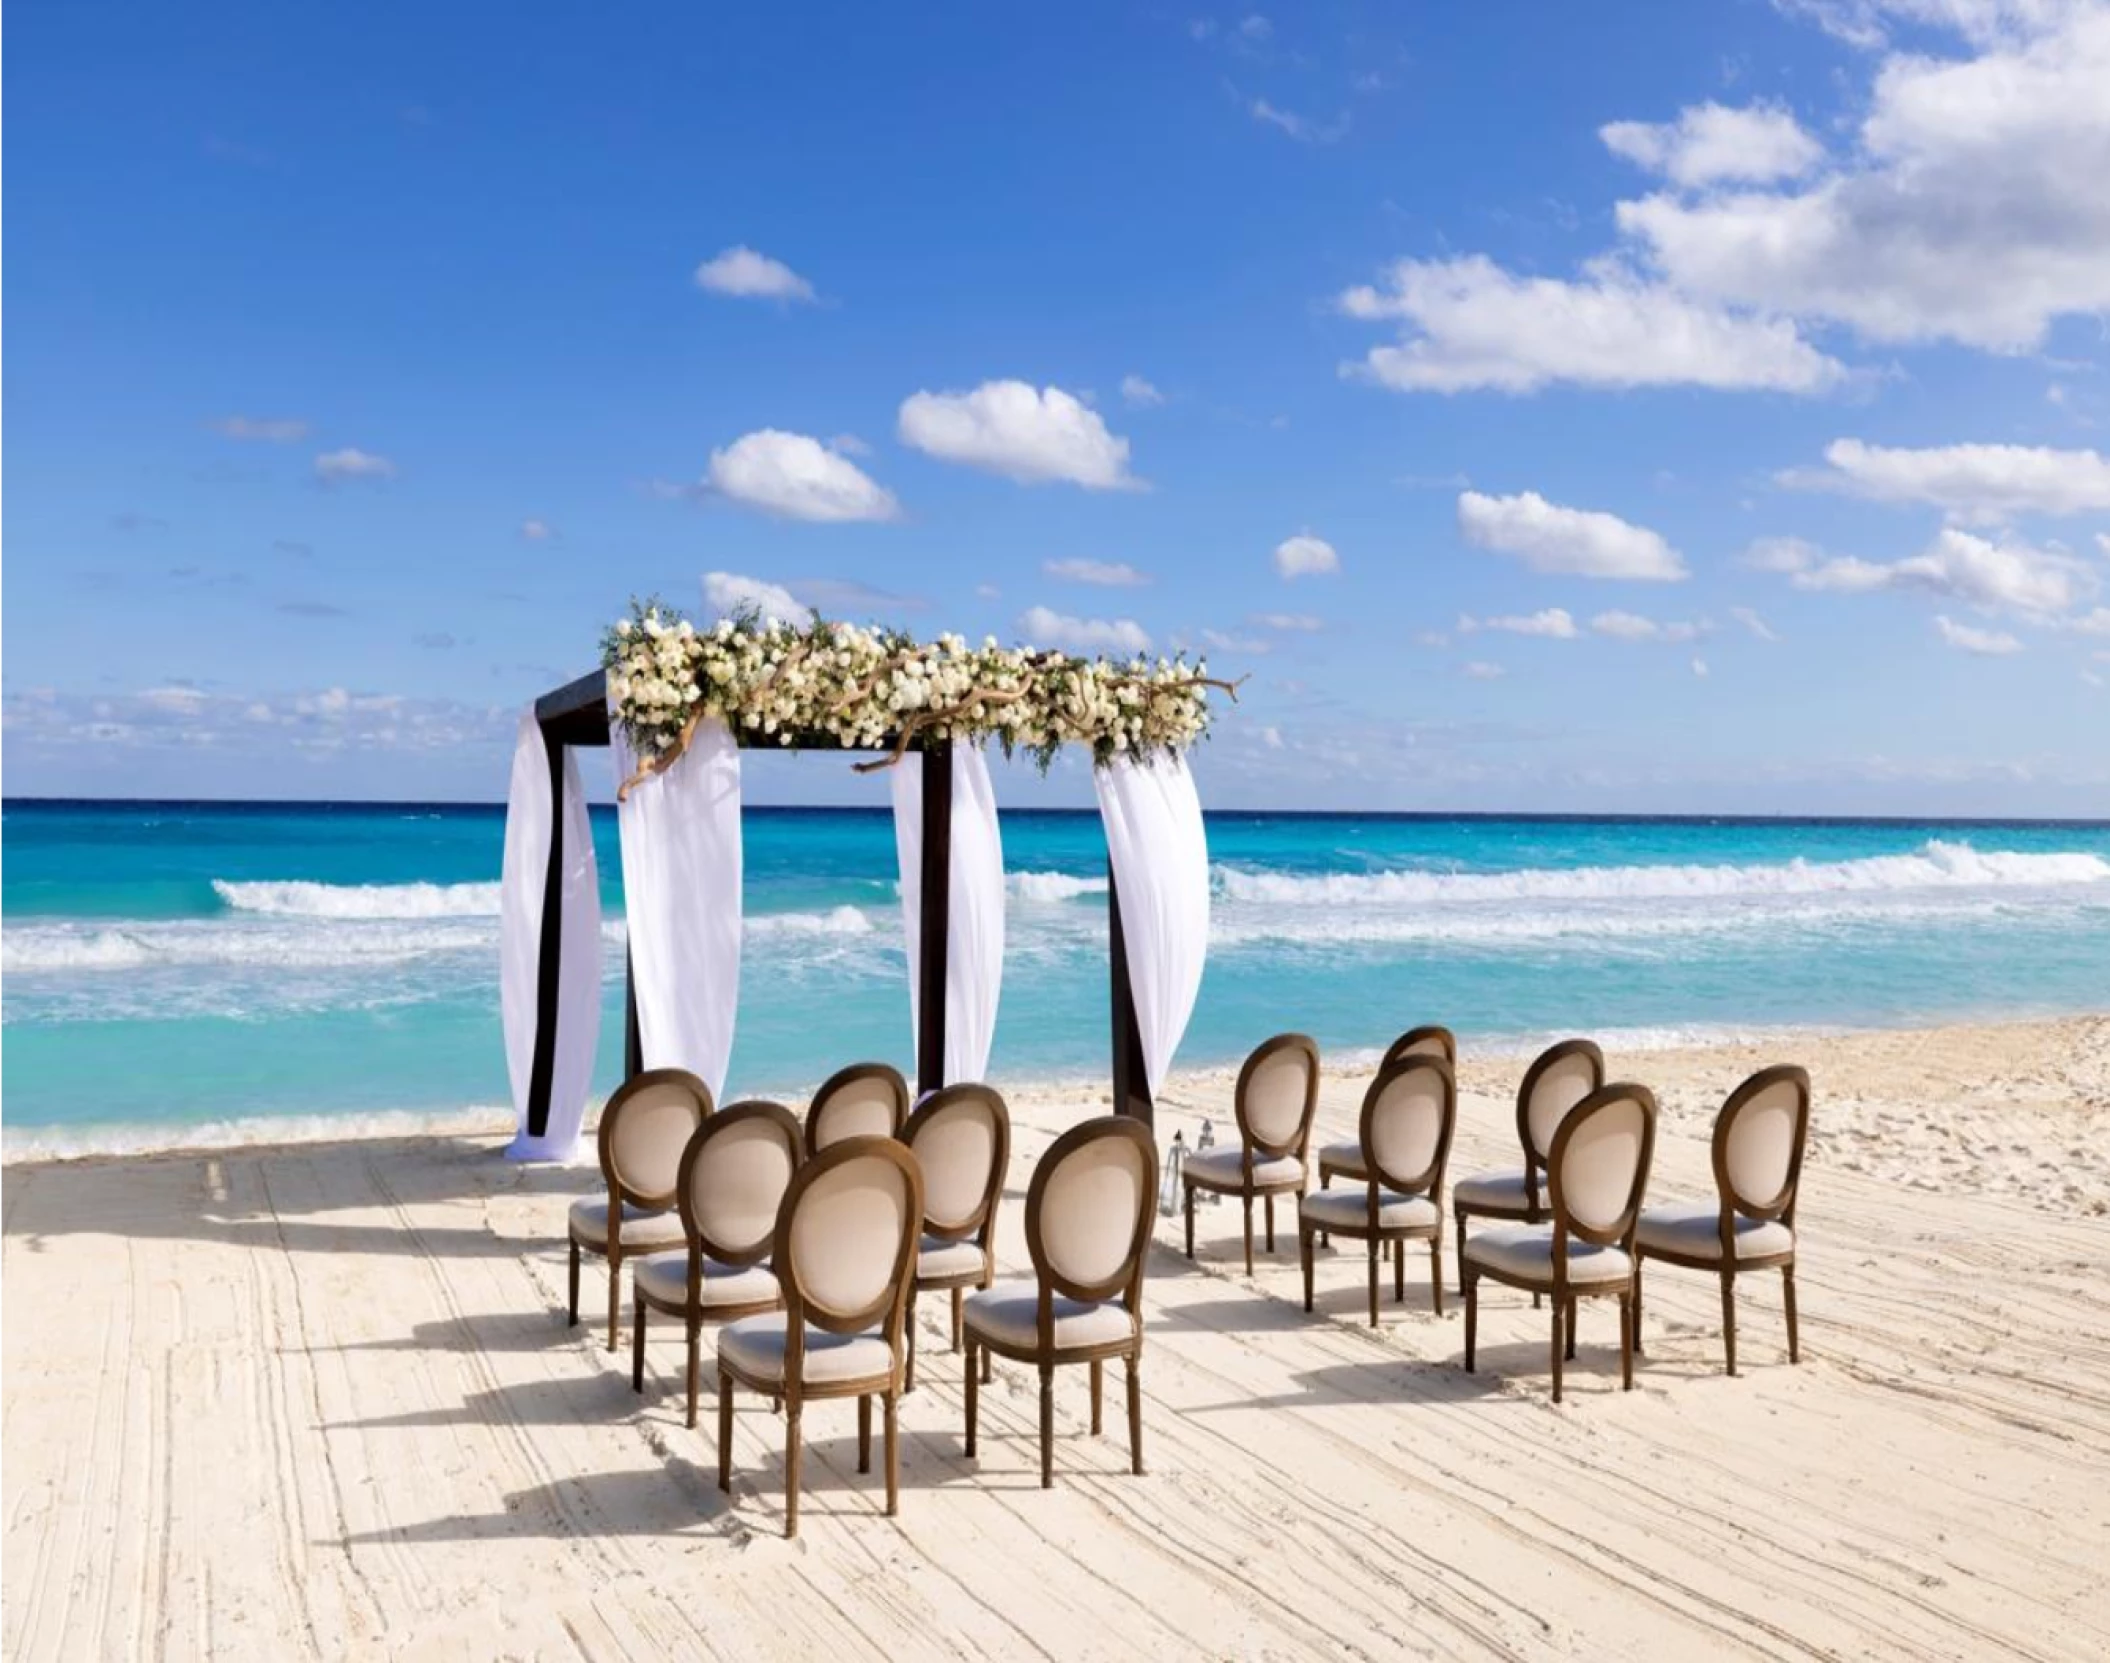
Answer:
xmin=601 ymin=601 xmax=1216 ymax=771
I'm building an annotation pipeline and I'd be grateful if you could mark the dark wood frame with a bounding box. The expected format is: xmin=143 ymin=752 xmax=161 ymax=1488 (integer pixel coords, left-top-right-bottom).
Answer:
xmin=566 ymin=1066 xmax=712 ymax=1350
xmin=1452 ymin=1037 xmax=1606 ymax=1296
xmin=521 ymin=672 xmax=1161 ymax=1132
xmin=1299 ymin=1056 xmax=1458 ymax=1324
xmin=1316 ymin=1025 xmax=1458 ymax=1190
xmin=1181 ymin=1032 xmax=1322 ymax=1274
xmin=803 ymin=1061 xmax=911 ymax=1159
xmin=715 ymin=1135 xmax=925 ymax=1539
xmin=1634 ymin=1064 xmax=1810 ymax=1375
xmin=630 ymin=1099 xmax=802 ymax=1425
xmin=1462 ymin=1082 xmax=1658 ymax=1403
xmin=899 ymin=1083 xmax=1011 ymax=1393
xmin=963 ymin=1115 xmax=1157 ymax=1488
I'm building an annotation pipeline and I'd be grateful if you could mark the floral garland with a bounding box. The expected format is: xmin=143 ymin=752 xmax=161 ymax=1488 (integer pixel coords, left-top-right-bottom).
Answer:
xmin=601 ymin=598 xmax=1238 ymax=795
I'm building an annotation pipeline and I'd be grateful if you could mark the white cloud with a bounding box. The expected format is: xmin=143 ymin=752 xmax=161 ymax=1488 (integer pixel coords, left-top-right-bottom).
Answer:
xmin=1251 ymin=611 xmax=1324 ymax=631
xmin=1458 ymin=490 xmax=1688 ymax=581
xmin=1730 ymin=605 xmax=1780 ymax=641
xmin=1250 ymin=100 xmax=1348 ymax=144
xmin=1120 ymin=374 xmax=1166 ymax=408
xmin=1260 ymin=724 xmax=1286 ymax=749
xmin=1770 ymin=527 xmax=2092 ymax=615
xmin=1044 ymin=557 xmax=1149 ymax=587
xmin=519 ymin=519 xmax=553 ymax=541
xmin=974 ymin=582 xmax=1001 ymax=600
xmin=1691 ymin=656 xmax=1711 ymax=677
xmin=1589 ymin=610 xmax=1710 ymax=642
xmin=704 ymin=430 xmax=900 ymax=522
xmin=705 ymin=571 xmax=808 ymax=628
xmin=212 ymin=416 xmax=309 ymax=442
xmin=898 ymin=381 xmax=1138 ymax=489
xmin=1742 ymin=535 xmax=1825 ymax=574
xmin=2085 ymin=669 xmax=2106 ymax=687
xmin=1779 ymin=439 xmax=2110 ymax=522
xmin=1462 ymin=661 xmax=1506 ymax=680
xmin=1935 ymin=614 xmax=2023 ymax=654
xmin=1239 ymin=13 xmax=1272 ymax=40
xmin=1200 ymin=628 xmax=1271 ymax=654
xmin=314 ymin=448 xmax=395 ymax=483
xmin=1459 ymin=608 xmax=1579 ymax=639
xmin=1272 ymin=534 xmax=1340 ymax=579
xmin=828 ymin=432 xmax=872 ymax=456
xmin=140 ymin=685 xmax=208 ymax=715
xmin=1601 ymin=102 xmax=1825 ymax=187
xmin=1338 ymin=256 xmax=1844 ymax=394
xmin=1018 ymin=605 xmax=1151 ymax=655
xmin=693 ymin=246 xmax=816 ymax=303
xmin=2059 ymin=607 xmax=2110 ymax=637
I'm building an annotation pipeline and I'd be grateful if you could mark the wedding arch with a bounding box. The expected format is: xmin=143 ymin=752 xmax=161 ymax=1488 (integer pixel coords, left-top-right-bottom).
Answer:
xmin=500 ymin=600 xmax=1236 ymax=1162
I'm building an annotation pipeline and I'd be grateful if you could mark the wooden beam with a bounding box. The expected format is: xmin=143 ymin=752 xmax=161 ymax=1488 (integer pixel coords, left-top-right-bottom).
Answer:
xmin=915 ymin=737 xmax=953 ymax=1098
xmin=1108 ymin=860 xmax=1153 ymax=1130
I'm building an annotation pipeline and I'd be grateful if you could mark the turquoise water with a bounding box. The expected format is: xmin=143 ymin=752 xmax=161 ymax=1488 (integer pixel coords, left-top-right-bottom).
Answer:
xmin=5 ymin=801 xmax=2109 ymax=1152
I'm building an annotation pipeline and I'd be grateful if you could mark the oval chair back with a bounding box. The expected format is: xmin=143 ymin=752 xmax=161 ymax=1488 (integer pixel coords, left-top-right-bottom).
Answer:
xmin=1517 ymin=1039 xmax=1605 ymax=1209
xmin=678 ymin=1100 xmax=803 ymax=1268
xmin=1027 ymin=1116 xmax=1158 ymax=1318
xmin=1547 ymin=1083 xmax=1657 ymax=1251
xmin=600 ymin=1068 xmax=714 ymax=1211
xmin=1233 ymin=1033 xmax=1321 ymax=1161
xmin=1714 ymin=1065 xmax=1811 ymax=1228
xmin=774 ymin=1136 xmax=923 ymax=1349
xmin=806 ymin=1062 xmax=910 ymax=1157
xmin=902 ymin=1083 xmax=1010 ymax=1248
xmin=1380 ymin=1024 xmax=1457 ymax=1072
xmin=1361 ymin=1055 xmax=1457 ymax=1198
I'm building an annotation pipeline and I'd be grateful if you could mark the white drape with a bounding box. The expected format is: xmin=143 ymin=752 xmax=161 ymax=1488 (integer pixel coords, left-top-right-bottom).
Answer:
xmin=610 ymin=705 xmax=742 ymax=1104
xmin=892 ymin=744 xmax=1005 ymax=1086
xmin=501 ymin=712 xmax=603 ymax=1162
xmin=1095 ymin=754 xmax=1210 ymax=1099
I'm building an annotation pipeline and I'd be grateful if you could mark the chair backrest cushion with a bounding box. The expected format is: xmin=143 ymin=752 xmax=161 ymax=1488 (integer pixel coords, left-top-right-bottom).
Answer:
xmin=602 ymin=1070 xmax=712 ymax=1204
xmin=780 ymin=1138 xmax=921 ymax=1330
xmin=1029 ymin=1117 xmax=1157 ymax=1302
xmin=903 ymin=1085 xmax=1008 ymax=1235
xmin=1362 ymin=1057 xmax=1455 ymax=1194
xmin=683 ymin=1101 xmax=801 ymax=1263
xmin=1716 ymin=1066 xmax=1810 ymax=1217
xmin=1521 ymin=1040 xmax=1605 ymax=1164
xmin=807 ymin=1063 xmax=908 ymax=1155
xmin=1237 ymin=1034 xmax=1319 ymax=1155
xmin=1549 ymin=1084 xmax=1656 ymax=1242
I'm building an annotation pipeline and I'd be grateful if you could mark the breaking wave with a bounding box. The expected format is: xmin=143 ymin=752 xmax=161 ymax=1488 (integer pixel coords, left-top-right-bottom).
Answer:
xmin=213 ymin=878 xmax=504 ymax=918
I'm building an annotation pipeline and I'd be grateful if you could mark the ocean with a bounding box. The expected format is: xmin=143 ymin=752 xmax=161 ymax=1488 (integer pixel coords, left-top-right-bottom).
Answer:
xmin=4 ymin=800 xmax=2108 ymax=1156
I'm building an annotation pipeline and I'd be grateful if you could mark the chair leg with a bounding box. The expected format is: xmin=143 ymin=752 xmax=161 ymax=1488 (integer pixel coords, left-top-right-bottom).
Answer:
xmin=950 ymin=1286 xmax=963 ymax=1352
xmin=1091 ymin=1359 xmax=1103 ymax=1435
xmin=631 ymin=1296 xmax=647 ymax=1393
xmin=1241 ymin=1195 xmax=1255 ymax=1276
xmin=1783 ymin=1264 xmax=1800 ymax=1364
xmin=1039 ymin=1363 xmax=1055 ymax=1490
xmin=1455 ymin=1212 xmax=1468 ymax=1297
xmin=964 ymin=1342 xmax=979 ymax=1458
xmin=1633 ymin=1262 xmax=1647 ymax=1356
xmin=1319 ymin=1172 xmax=1330 ymax=1248
xmin=567 ymin=1239 xmax=581 ymax=1327
xmin=784 ymin=1400 xmax=803 ymax=1539
xmin=1428 ymin=1237 xmax=1444 ymax=1317
xmin=1367 ymin=1237 xmax=1380 ymax=1328
xmin=606 ymin=1251 xmax=622 ymax=1353
xmin=982 ymin=1344 xmax=992 ymax=1384
xmin=858 ymin=1393 xmax=872 ymax=1475
xmin=1300 ymin=1225 xmax=1315 ymax=1312
xmin=884 ymin=1391 xmax=900 ymax=1516
xmin=1721 ymin=1272 xmax=1739 ymax=1377
xmin=906 ymin=1294 xmax=918 ymax=1395
xmin=1565 ymin=1297 xmax=1578 ymax=1362
xmin=1126 ymin=1355 xmax=1144 ymax=1475
xmin=1463 ymin=1272 xmax=1478 ymax=1371
xmin=1551 ymin=1298 xmax=1565 ymax=1405
xmin=1394 ymin=1236 xmax=1406 ymax=1304
xmin=1184 ymin=1181 xmax=1195 ymax=1258
xmin=1265 ymin=1194 xmax=1276 ymax=1253
xmin=685 ymin=1317 xmax=701 ymax=1430
xmin=1620 ymin=1292 xmax=1634 ymax=1390
xmin=716 ymin=1372 xmax=733 ymax=1492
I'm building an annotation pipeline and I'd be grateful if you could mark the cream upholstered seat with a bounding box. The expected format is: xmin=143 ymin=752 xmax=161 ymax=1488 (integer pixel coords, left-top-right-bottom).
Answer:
xmin=1182 ymin=1034 xmax=1321 ymax=1275
xmin=567 ymin=1199 xmax=686 ymax=1252
xmin=716 ymin=1137 xmax=922 ymax=1539
xmin=1317 ymin=1026 xmax=1456 ymax=1187
xmin=1635 ymin=1066 xmax=1811 ymax=1376
xmin=566 ymin=1069 xmax=712 ymax=1351
xmin=804 ymin=1061 xmax=909 ymax=1156
xmin=965 ymin=1117 xmax=1157 ymax=1490
xmin=1299 ymin=1056 xmax=1457 ymax=1326
xmin=900 ymin=1084 xmax=1010 ymax=1392
xmin=1452 ymin=1039 xmax=1604 ymax=1295
xmin=629 ymin=1100 xmax=800 ymax=1425
xmin=1463 ymin=1082 xmax=1657 ymax=1403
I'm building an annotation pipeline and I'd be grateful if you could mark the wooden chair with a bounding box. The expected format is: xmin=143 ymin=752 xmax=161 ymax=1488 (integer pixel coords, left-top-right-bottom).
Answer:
xmin=899 ymin=1083 xmax=1010 ymax=1392
xmin=1451 ymin=1038 xmax=1604 ymax=1294
xmin=1299 ymin=1056 xmax=1457 ymax=1324
xmin=629 ymin=1099 xmax=801 ymax=1425
xmin=567 ymin=1068 xmax=712 ymax=1350
xmin=1462 ymin=1083 xmax=1657 ymax=1403
xmin=1181 ymin=1033 xmax=1321 ymax=1274
xmin=804 ymin=1061 xmax=909 ymax=1157
xmin=1635 ymin=1065 xmax=1810 ymax=1375
xmin=1316 ymin=1025 xmax=1456 ymax=1191
xmin=964 ymin=1116 xmax=1157 ymax=1488
xmin=715 ymin=1136 xmax=922 ymax=1538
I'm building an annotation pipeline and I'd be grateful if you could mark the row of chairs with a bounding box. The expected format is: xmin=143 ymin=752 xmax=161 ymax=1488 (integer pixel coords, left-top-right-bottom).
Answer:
xmin=562 ymin=1063 xmax=1158 ymax=1537
xmin=1179 ymin=1028 xmax=1812 ymax=1402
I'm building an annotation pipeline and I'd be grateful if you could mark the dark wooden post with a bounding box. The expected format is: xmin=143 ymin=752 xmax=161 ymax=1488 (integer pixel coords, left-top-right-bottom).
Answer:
xmin=623 ymin=942 xmax=643 ymax=1082
xmin=915 ymin=737 xmax=954 ymax=1098
xmin=1107 ymin=861 xmax=1153 ymax=1131
xmin=523 ymin=721 xmax=569 ymax=1138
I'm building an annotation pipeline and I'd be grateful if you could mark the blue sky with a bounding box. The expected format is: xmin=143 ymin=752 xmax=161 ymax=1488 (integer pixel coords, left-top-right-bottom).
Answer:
xmin=6 ymin=0 xmax=2108 ymax=813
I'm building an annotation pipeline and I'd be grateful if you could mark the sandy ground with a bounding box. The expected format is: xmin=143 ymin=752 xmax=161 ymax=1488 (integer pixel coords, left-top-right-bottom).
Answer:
xmin=6 ymin=1015 xmax=2110 ymax=1660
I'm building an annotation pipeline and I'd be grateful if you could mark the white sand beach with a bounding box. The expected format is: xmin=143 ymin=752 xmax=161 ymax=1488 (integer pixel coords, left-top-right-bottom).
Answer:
xmin=6 ymin=1014 xmax=2110 ymax=1660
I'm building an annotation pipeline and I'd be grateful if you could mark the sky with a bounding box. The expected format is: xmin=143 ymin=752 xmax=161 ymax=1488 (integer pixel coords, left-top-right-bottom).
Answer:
xmin=5 ymin=0 xmax=2109 ymax=814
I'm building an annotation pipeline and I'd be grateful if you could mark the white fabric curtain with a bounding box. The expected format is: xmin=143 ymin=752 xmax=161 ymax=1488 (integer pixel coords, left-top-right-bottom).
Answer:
xmin=891 ymin=743 xmax=1005 ymax=1086
xmin=1095 ymin=754 xmax=1210 ymax=1098
xmin=501 ymin=712 xmax=603 ymax=1162
xmin=610 ymin=705 xmax=742 ymax=1104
